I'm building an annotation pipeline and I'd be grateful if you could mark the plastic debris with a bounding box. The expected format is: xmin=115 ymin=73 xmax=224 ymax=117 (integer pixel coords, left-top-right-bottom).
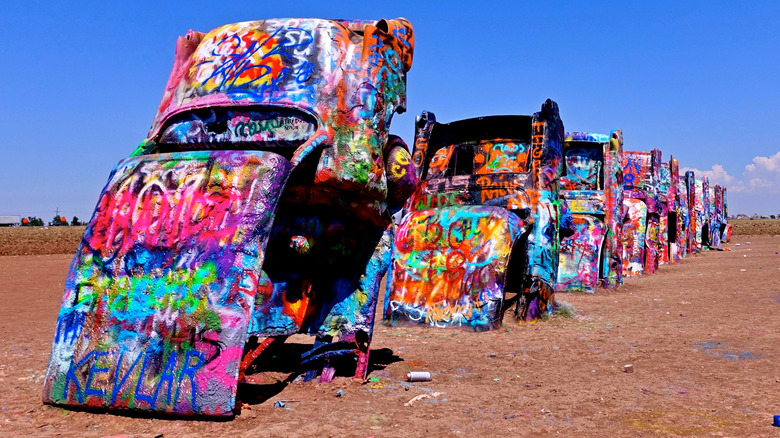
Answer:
xmin=336 ymin=389 xmax=343 ymax=398
xmin=273 ymin=401 xmax=285 ymax=408
xmin=404 ymin=392 xmax=444 ymax=406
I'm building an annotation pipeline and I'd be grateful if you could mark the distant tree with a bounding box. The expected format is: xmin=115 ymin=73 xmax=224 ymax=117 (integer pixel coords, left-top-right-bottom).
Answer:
xmin=71 ymin=216 xmax=82 ymax=226
xmin=26 ymin=216 xmax=44 ymax=226
xmin=51 ymin=215 xmax=68 ymax=226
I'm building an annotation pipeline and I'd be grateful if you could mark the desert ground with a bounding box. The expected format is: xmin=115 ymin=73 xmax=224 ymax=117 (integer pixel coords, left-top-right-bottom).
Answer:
xmin=1 ymin=224 xmax=779 ymax=437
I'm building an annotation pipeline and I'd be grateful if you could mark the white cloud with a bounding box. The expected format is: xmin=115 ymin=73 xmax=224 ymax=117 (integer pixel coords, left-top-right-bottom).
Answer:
xmin=682 ymin=153 xmax=780 ymax=196
xmin=680 ymin=164 xmax=735 ymax=186
xmin=745 ymin=151 xmax=780 ymax=173
xmin=734 ymin=152 xmax=780 ymax=194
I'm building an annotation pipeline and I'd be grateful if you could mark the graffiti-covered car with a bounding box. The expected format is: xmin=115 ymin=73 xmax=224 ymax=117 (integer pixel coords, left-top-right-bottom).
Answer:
xmin=719 ymin=186 xmax=731 ymax=242
xmin=43 ymin=17 xmax=415 ymax=417
xmin=384 ymin=99 xmax=567 ymax=330
xmin=659 ymin=157 xmax=683 ymax=264
xmin=675 ymin=167 xmax=690 ymax=260
xmin=685 ymin=170 xmax=703 ymax=253
xmin=705 ymin=184 xmax=724 ymax=248
xmin=621 ymin=149 xmax=662 ymax=276
xmin=556 ymin=131 xmax=623 ymax=293
xmin=693 ymin=174 xmax=707 ymax=252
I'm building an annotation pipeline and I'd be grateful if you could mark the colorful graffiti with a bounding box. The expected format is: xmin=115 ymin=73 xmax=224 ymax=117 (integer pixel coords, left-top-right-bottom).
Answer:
xmin=45 ymin=17 xmax=416 ymax=416
xmin=685 ymin=171 xmax=701 ymax=253
xmin=387 ymin=206 xmax=527 ymax=329
xmin=720 ymin=187 xmax=731 ymax=242
xmin=43 ymin=151 xmax=291 ymax=416
xmin=556 ymin=130 xmax=623 ymax=292
xmin=676 ymin=176 xmax=690 ymax=259
xmin=386 ymin=100 xmax=566 ymax=329
xmin=621 ymin=150 xmax=661 ymax=276
xmin=658 ymin=157 xmax=683 ymax=264
xmin=42 ymin=13 xmax=741 ymax=420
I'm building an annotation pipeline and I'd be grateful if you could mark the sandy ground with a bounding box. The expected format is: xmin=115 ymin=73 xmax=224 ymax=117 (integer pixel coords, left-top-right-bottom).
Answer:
xmin=1 ymin=236 xmax=779 ymax=437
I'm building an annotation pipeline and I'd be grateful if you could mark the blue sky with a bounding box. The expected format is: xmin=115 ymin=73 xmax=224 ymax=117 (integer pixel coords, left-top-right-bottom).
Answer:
xmin=1 ymin=0 xmax=778 ymax=220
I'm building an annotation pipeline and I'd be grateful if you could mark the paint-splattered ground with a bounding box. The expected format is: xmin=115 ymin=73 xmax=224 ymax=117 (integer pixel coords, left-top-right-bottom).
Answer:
xmin=1 ymin=235 xmax=779 ymax=437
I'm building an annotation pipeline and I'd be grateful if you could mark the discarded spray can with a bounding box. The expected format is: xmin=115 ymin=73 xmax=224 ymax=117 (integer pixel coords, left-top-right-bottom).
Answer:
xmin=406 ymin=371 xmax=431 ymax=382
xmin=773 ymin=415 xmax=780 ymax=427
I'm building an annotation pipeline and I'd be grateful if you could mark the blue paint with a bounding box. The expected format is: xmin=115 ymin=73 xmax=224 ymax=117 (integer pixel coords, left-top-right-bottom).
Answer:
xmin=691 ymin=341 xmax=759 ymax=361
xmin=152 ymin=351 xmax=178 ymax=408
xmin=111 ymin=350 xmax=144 ymax=405
xmin=133 ymin=349 xmax=156 ymax=407
xmin=84 ymin=351 xmax=110 ymax=398
xmin=63 ymin=352 xmax=92 ymax=403
xmin=174 ymin=349 xmax=205 ymax=412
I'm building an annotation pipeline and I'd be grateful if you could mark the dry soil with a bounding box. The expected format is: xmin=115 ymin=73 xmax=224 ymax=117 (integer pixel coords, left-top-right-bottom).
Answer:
xmin=1 ymin=229 xmax=779 ymax=437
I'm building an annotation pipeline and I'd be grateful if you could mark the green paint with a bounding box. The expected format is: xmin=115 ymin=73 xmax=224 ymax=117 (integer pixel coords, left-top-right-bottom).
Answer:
xmin=205 ymin=309 xmax=222 ymax=331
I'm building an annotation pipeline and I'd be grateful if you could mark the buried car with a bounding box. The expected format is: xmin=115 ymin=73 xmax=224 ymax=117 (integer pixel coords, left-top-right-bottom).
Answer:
xmin=675 ymin=169 xmax=691 ymax=260
xmin=621 ymin=149 xmax=662 ymax=276
xmin=718 ymin=186 xmax=731 ymax=243
xmin=384 ymin=99 xmax=568 ymax=330
xmin=658 ymin=157 xmax=683 ymax=264
xmin=43 ymin=17 xmax=415 ymax=417
xmin=556 ymin=131 xmax=624 ymax=293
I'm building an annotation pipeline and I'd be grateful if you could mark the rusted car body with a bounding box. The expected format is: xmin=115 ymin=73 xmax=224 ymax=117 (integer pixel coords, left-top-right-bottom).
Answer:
xmin=385 ymin=100 xmax=567 ymax=330
xmin=556 ymin=131 xmax=623 ymax=293
xmin=43 ymin=17 xmax=415 ymax=417
xmin=621 ymin=149 xmax=662 ymax=276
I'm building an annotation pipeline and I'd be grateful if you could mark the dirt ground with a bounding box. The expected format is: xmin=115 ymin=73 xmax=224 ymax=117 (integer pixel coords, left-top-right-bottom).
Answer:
xmin=730 ymin=220 xmax=780 ymax=236
xmin=1 ymin=232 xmax=779 ymax=437
xmin=0 ymin=227 xmax=85 ymax=256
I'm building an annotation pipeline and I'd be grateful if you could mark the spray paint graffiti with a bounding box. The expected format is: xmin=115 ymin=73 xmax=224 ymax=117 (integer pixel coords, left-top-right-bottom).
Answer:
xmin=622 ymin=149 xmax=662 ymax=276
xmin=705 ymin=184 xmax=722 ymax=247
xmin=386 ymin=99 xmax=567 ymax=329
xmin=701 ymin=176 xmax=713 ymax=247
xmin=685 ymin=171 xmax=701 ymax=253
xmin=43 ymin=151 xmax=291 ymax=416
xmin=693 ymin=176 xmax=705 ymax=252
xmin=388 ymin=206 xmax=526 ymax=329
xmin=659 ymin=157 xmax=683 ymax=264
xmin=719 ymin=187 xmax=731 ymax=242
xmin=44 ymin=17 xmax=416 ymax=417
xmin=556 ymin=130 xmax=623 ymax=293
xmin=676 ymin=174 xmax=690 ymax=259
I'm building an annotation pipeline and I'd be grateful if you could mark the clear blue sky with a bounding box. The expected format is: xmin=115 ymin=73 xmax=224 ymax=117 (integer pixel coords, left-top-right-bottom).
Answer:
xmin=2 ymin=0 xmax=778 ymax=220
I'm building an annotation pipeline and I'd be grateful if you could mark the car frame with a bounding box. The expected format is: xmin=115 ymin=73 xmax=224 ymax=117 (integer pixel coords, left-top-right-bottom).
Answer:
xmin=621 ymin=149 xmax=662 ymax=276
xmin=384 ymin=99 xmax=567 ymax=330
xmin=556 ymin=130 xmax=624 ymax=293
xmin=43 ymin=17 xmax=415 ymax=417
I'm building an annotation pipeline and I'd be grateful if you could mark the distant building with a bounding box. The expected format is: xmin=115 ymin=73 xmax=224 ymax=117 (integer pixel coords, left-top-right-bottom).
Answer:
xmin=0 ymin=215 xmax=21 ymax=227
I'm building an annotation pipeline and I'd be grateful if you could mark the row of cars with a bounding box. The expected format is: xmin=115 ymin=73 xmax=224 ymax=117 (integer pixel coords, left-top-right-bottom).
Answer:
xmin=385 ymin=111 xmax=731 ymax=333
xmin=42 ymin=17 xmax=728 ymax=417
